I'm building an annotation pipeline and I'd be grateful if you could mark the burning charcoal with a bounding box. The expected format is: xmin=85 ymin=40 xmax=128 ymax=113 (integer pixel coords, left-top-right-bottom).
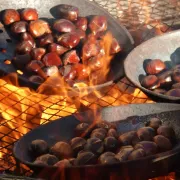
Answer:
xmin=3 ymin=9 xmax=20 ymax=25
xmin=53 ymin=19 xmax=76 ymax=33
xmin=36 ymin=154 xmax=58 ymax=166
xmin=62 ymin=50 xmax=80 ymax=65
xmin=75 ymin=29 xmax=86 ymax=39
xmin=57 ymin=32 xmax=80 ymax=48
xmin=33 ymin=159 xmax=48 ymax=166
xmin=38 ymin=33 xmax=54 ymax=47
xmin=153 ymin=135 xmax=172 ymax=152
xmin=147 ymin=118 xmax=162 ymax=130
xmin=137 ymin=127 xmax=156 ymax=141
xmin=75 ymin=123 xmax=90 ymax=137
xmin=74 ymin=63 xmax=90 ymax=80
xmin=15 ymin=41 xmax=33 ymax=54
xmin=56 ymin=4 xmax=79 ymax=21
xmin=134 ymin=141 xmax=157 ymax=156
xmin=21 ymin=8 xmax=38 ymax=21
xmin=153 ymin=89 xmax=167 ymax=94
xmin=172 ymin=83 xmax=180 ymax=89
xmin=110 ymin=38 xmax=121 ymax=54
xmin=29 ymin=75 xmax=44 ymax=84
xmin=166 ymin=89 xmax=180 ymax=97
xmin=31 ymin=48 xmax=46 ymax=61
xmin=75 ymin=17 xmax=87 ymax=31
xmin=144 ymin=59 xmax=166 ymax=75
xmin=21 ymin=32 xmax=36 ymax=48
xmin=99 ymin=152 xmax=119 ymax=165
xmin=157 ymin=126 xmax=175 ymax=140
xmin=29 ymin=20 xmax=51 ymax=38
xmin=54 ymin=159 xmax=72 ymax=167
xmin=89 ymin=16 xmax=107 ymax=35
xmin=11 ymin=21 xmax=28 ymax=34
xmin=172 ymin=69 xmax=180 ymax=83
xmin=115 ymin=146 xmax=134 ymax=162
xmin=43 ymin=66 xmax=59 ymax=77
xmin=141 ymin=75 xmax=160 ymax=90
xmin=90 ymin=131 xmax=106 ymax=140
xmin=107 ymin=128 xmax=118 ymax=139
xmin=48 ymin=43 xmax=68 ymax=55
xmin=70 ymin=137 xmax=86 ymax=156
xmin=158 ymin=70 xmax=173 ymax=87
xmin=128 ymin=148 xmax=146 ymax=160
xmin=171 ymin=47 xmax=180 ymax=65
xmin=51 ymin=141 xmax=73 ymax=159
xmin=104 ymin=137 xmax=119 ymax=152
xmin=74 ymin=151 xmax=96 ymax=165
xmin=12 ymin=53 xmax=31 ymax=69
xmin=95 ymin=121 xmax=116 ymax=130
xmin=42 ymin=52 xmax=62 ymax=66
xmin=29 ymin=139 xmax=49 ymax=157
xmin=84 ymin=137 xmax=104 ymax=155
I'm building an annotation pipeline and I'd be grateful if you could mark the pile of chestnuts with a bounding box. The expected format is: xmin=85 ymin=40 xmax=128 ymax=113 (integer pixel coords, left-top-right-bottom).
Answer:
xmin=140 ymin=47 xmax=180 ymax=97
xmin=2 ymin=5 xmax=121 ymax=86
xmin=29 ymin=117 xmax=176 ymax=167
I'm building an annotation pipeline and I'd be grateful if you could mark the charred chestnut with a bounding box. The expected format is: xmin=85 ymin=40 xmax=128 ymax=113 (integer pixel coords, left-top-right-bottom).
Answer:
xmin=48 ymin=43 xmax=68 ymax=55
xmin=70 ymin=137 xmax=86 ymax=155
xmin=62 ymin=50 xmax=80 ymax=65
xmin=11 ymin=21 xmax=28 ymax=34
xmin=31 ymin=48 xmax=46 ymax=61
xmin=21 ymin=8 xmax=38 ymax=21
xmin=137 ymin=127 xmax=155 ymax=141
xmin=75 ymin=17 xmax=87 ymax=31
xmin=54 ymin=159 xmax=72 ymax=167
xmin=38 ymin=33 xmax=54 ymax=47
xmin=42 ymin=52 xmax=62 ymax=66
xmin=36 ymin=154 xmax=58 ymax=166
xmin=99 ymin=152 xmax=119 ymax=164
xmin=104 ymin=137 xmax=119 ymax=152
xmin=141 ymin=75 xmax=160 ymax=89
xmin=128 ymin=148 xmax=146 ymax=160
xmin=3 ymin=9 xmax=20 ymax=25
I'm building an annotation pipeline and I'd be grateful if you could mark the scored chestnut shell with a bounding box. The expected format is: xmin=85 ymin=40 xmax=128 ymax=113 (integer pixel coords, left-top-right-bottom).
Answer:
xmin=75 ymin=17 xmax=88 ymax=31
xmin=11 ymin=21 xmax=28 ymax=34
xmin=53 ymin=19 xmax=76 ymax=33
xmin=31 ymin=48 xmax=46 ymax=61
xmin=42 ymin=52 xmax=62 ymax=66
xmin=21 ymin=32 xmax=36 ymax=48
xmin=38 ymin=33 xmax=54 ymax=47
xmin=172 ymin=83 xmax=180 ymax=89
xmin=70 ymin=137 xmax=86 ymax=155
xmin=62 ymin=50 xmax=80 ymax=65
xmin=56 ymin=4 xmax=79 ymax=21
xmin=3 ymin=9 xmax=20 ymax=25
xmin=99 ymin=152 xmax=119 ymax=165
xmin=29 ymin=20 xmax=51 ymax=38
xmin=21 ymin=8 xmax=38 ymax=21
xmin=48 ymin=43 xmax=68 ymax=55
xmin=141 ymin=75 xmax=160 ymax=90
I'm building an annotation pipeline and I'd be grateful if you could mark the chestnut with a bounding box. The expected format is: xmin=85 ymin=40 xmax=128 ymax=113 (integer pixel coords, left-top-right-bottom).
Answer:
xmin=141 ymin=75 xmax=160 ymax=89
xmin=104 ymin=137 xmax=119 ymax=152
xmin=31 ymin=48 xmax=46 ymax=61
xmin=43 ymin=66 xmax=59 ymax=77
xmin=53 ymin=19 xmax=76 ymax=33
xmin=11 ymin=21 xmax=28 ymax=34
xmin=172 ymin=69 xmax=180 ymax=83
xmin=84 ymin=137 xmax=104 ymax=154
xmin=107 ymin=128 xmax=118 ymax=139
xmin=158 ymin=70 xmax=172 ymax=86
xmin=90 ymin=131 xmax=106 ymax=140
xmin=29 ymin=75 xmax=44 ymax=84
xmin=110 ymin=38 xmax=121 ymax=54
xmin=172 ymin=83 xmax=180 ymax=89
xmin=157 ymin=126 xmax=175 ymax=140
xmin=69 ymin=158 xmax=75 ymax=165
xmin=57 ymin=32 xmax=80 ymax=48
xmin=29 ymin=139 xmax=49 ymax=157
xmin=29 ymin=20 xmax=51 ymax=38
xmin=15 ymin=41 xmax=33 ymax=55
xmin=51 ymin=141 xmax=73 ymax=159
xmin=74 ymin=151 xmax=96 ymax=165
xmin=48 ymin=43 xmax=68 ymax=55
xmin=75 ymin=17 xmax=87 ymax=31
xmin=70 ymin=137 xmax=86 ymax=155
xmin=165 ymin=89 xmax=180 ymax=97
xmin=42 ymin=52 xmax=62 ymax=66
xmin=21 ymin=32 xmax=36 ymax=48
xmin=147 ymin=117 xmax=162 ymax=130
xmin=88 ymin=55 xmax=103 ymax=72
xmin=144 ymin=59 xmax=166 ymax=75
xmin=137 ymin=127 xmax=155 ymax=141
xmin=153 ymin=89 xmax=167 ymax=94
xmin=21 ymin=8 xmax=38 ymax=21
xmin=74 ymin=63 xmax=90 ymax=80
xmin=56 ymin=4 xmax=79 ymax=21
xmin=134 ymin=141 xmax=157 ymax=156
xmin=89 ymin=16 xmax=107 ymax=35
xmin=128 ymin=148 xmax=146 ymax=160
xmin=26 ymin=60 xmax=45 ymax=72
xmin=92 ymin=128 xmax=107 ymax=135
xmin=75 ymin=123 xmax=90 ymax=137
xmin=34 ymin=159 xmax=47 ymax=165
xmin=38 ymin=33 xmax=54 ymax=47
xmin=75 ymin=29 xmax=86 ymax=39
xmin=36 ymin=154 xmax=58 ymax=166
xmin=153 ymin=135 xmax=172 ymax=152
xmin=99 ymin=152 xmax=119 ymax=164
xmin=3 ymin=9 xmax=20 ymax=25
xmin=95 ymin=121 xmax=116 ymax=130
xmin=62 ymin=50 xmax=80 ymax=65
xmin=54 ymin=159 xmax=72 ymax=167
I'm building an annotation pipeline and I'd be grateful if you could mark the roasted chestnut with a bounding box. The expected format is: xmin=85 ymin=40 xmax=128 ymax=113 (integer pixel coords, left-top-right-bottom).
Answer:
xmin=165 ymin=89 xmax=180 ymax=97
xmin=11 ymin=21 xmax=28 ymax=34
xmin=3 ymin=9 xmax=20 ymax=25
xmin=48 ymin=43 xmax=68 ymax=55
xmin=153 ymin=135 xmax=172 ymax=152
xmin=92 ymin=128 xmax=107 ymax=135
xmin=15 ymin=41 xmax=33 ymax=54
xmin=141 ymin=75 xmax=160 ymax=89
xmin=29 ymin=139 xmax=49 ymax=157
xmin=137 ymin=127 xmax=155 ymax=141
xmin=75 ymin=123 xmax=90 ymax=137
xmin=134 ymin=141 xmax=157 ymax=156
xmin=153 ymin=89 xmax=167 ymax=94
xmin=84 ymin=137 xmax=104 ymax=154
xmin=31 ymin=48 xmax=46 ymax=61
xmin=62 ymin=50 xmax=80 ymax=65
xmin=42 ymin=52 xmax=62 ymax=66
xmin=29 ymin=20 xmax=51 ymax=38
xmin=36 ymin=154 xmax=58 ymax=166
xmin=54 ymin=159 xmax=72 ymax=167
xmin=95 ymin=121 xmax=116 ymax=130
xmin=43 ymin=66 xmax=59 ymax=77
xmin=104 ymin=137 xmax=119 ymax=152
xmin=107 ymin=128 xmax=118 ymax=139
xmin=158 ymin=70 xmax=172 ymax=86
xmin=21 ymin=8 xmax=38 ymax=21
xmin=147 ymin=117 xmax=162 ymax=130
xmin=26 ymin=60 xmax=45 ymax=72
xmin=34 ymin=159 xmax=47 ymax=165
xmin=144 ymin=59 xmax=166 ymax=75
xmin=90 ymin=131 xmax=106 ymax=140
xmin=75 ymin=17 xmax=87 ymax=31
xmin=51 ymin=141 xmax=73 ymax=159
xmin=157 ymin=126 xmax=175 ymax=140
xmin=70 ymin=137 xmax=86 ymax=155
xmin=38 ymin=33 xmax=54 ymax=47
xmin=172 ymin=69 xmax=180 ymax=83
xmin=75 ymin=29 xmax=86 ymax=39
xmin=53 ymin=19 xmax=76 ymax=33
xmin=172 ymin=83 xmax=180 ymax=89
xmin=56 ymin=4 xmax=79 ymax=21
xmin=128 ymin=148 xmax=146 ymax=160
xmin=99 ymin=152 xmax=119 ymax=164
xmin=29 ymin=75 xmax=44 ymax=84
xmin=21 ymin=32 xmax=36 ymax=48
